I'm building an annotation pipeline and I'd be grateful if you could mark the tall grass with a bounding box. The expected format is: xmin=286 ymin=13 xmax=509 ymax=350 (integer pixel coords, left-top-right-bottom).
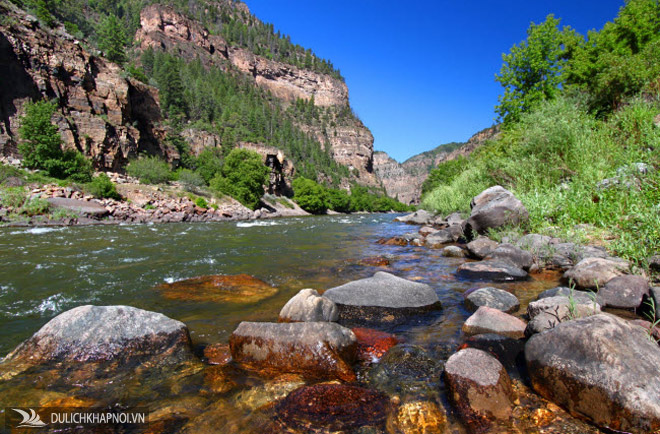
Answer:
xmin=422 ymin=95 xmax=660 ymax=269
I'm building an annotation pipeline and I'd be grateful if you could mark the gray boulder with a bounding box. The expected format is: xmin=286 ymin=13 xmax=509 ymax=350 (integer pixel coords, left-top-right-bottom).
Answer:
xmin=526 ymin=295 xmax=601 ymax=335
xmin=598 ymin=275 xmax=649 ymax=309
xmin=464 ymin=287 xmax=520 ymax=313
xmin=456 ymin=260 xmax=528 ymax=282
xmin=444 ymin=348 xmax=515 ymax=433
xmin=229 ymin=321 xmax=357 ymax=382
xmin=564 ymin=257 xmax=629 ymax=289
xmin=525 ymin=314 xmax=660 ymax=433
xmin=461 ymin=334 xmax=525 ymax=374
xmin=323 ymin=272 xmax=441 ymax=327
xmin=278 ymin=289 xmax=338 ymax=322
xmin=466 ymin=236 xmax=499 ymax=259
xmin=485 ymin=243 xmax=533 ymax=270
xmin=46 ymin=198 xmax=109 ymax=217
xmin=465 ymin=186 xmax=529 ymax=235
xmin=441 ymin=245 xmax=466 ymax=258
xmin=462 ymin=306 xmax=526 ymax=339
xmin=5 ymin=305 xmax=192 ymax=364
xmin=425 ymin=229 xmax=454 ymax=247
xmin=395 ymin=210 xmax=434 ymax=225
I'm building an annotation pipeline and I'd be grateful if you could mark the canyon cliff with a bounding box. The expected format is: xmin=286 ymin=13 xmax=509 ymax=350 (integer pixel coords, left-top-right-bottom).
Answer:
xmin=374 ymin=126 xmax=499 ymax=204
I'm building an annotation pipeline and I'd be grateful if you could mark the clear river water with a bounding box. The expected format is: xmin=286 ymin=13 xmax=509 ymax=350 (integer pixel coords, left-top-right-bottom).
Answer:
xmin=0 ymin=214 xmax=604 ymax=433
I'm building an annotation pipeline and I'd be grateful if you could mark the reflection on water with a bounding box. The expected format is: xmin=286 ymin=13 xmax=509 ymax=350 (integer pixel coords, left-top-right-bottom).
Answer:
xmin=0 ymin=214 xmax=598 ymax=433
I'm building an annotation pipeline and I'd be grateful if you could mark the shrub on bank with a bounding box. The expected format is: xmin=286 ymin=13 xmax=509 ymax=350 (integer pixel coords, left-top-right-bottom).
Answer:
xmin=210 ymin=149 xmax=269 ymax=210
xmin=126 ymin=156 xmax=173 ymax=185
xmin=86 ymin=173 xmax=121 ymax=200
xmin=292 ymin=177 xmax=328 ymax=214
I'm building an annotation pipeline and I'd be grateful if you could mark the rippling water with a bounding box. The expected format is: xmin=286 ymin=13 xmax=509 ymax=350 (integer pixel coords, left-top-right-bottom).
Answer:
xmin=0 ymin=214 xmax=585 ymax=433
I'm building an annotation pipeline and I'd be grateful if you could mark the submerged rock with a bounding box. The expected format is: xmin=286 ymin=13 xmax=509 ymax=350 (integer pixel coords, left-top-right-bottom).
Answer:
xmin=444 ymin=348 xmax=515 ymax=434
xmin=352 ymin=327 xmax=400 ymax=363
xmin=4 ymin=305 xmax=192 ymax=365
xmin=278 ymin=289 xmax=338 ymax=323
xmin=46 ymin=197 xmax=109 ymax=217
xmin=424 ymin=230 xmax=454 ymax=248
xmin=203 ymin=343 xmax=232 ymax=365
xmin=367 ymin=345 xmax=442 ymax=398
xmin=276 ymin=384 xmax=390 ymax=433
xmin=564 ymin=257 xmax=629 ymax=289
xmin=392 ymin=400 xmax=448 ymax=434
xmin=156 ymin=274 xmax=278 ymax=303
xmin=525 ymin=314 xmax=660 ymax=433
xmin=462 ymin=306 xmax=526 ymax=339
xmin=322 ymin=272 xmax=442 ymax=327
xmin=464 ymin=287 xmax=520 ymax=313
xmin=358 ymin=256 xmax=391 ymax=267
xmin=465 ymin=186 xmax=529 ymax=235
xmin=233 ymin=374 xmax=306 ymax=411
xmin=456 ymin=260 xmax=528 ymax=282
xmin=377 ymin=236 xmax=409 ymax=246
xmin=229 ymin=321 xmax=357 ymax=382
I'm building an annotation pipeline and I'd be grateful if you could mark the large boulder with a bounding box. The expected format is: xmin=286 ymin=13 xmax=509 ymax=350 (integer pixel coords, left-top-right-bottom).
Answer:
xmin=526 ymin=314 xmax=660 ymax=433
xmin=278 ymin=289 xmax=338 ymax=322
xmin=444 ymin=348 xmax=515 ymax=433
xmin=466 ymin=237 xmax=499 ymax=259
xmin=597 ymin=275 xmax=649 ymax=309
xmin=229 ymin=321 xmax=357 ymax=382
xmin=465 ymin=186 xmax=528 ymax=235
xmin=456 ymin=260 xmax=528 ymax=282
xmin=464 ymin=287 xmax=520 ymax=313
xmin=525 ymin=295 xmax=601 ymax=335
xmin=322 ymin=272 xmax=441 ymax=327
xmin=4 ymin=305 xmax=192 ymax=364
xmin=395 ymin=210 xmax=434 ymax=225
xmin=460 ymin=334 xmax=525 ymax=374
xmin=462 ymin=306 xmax=526 ymax=339
xmin=46 ymin=198 xmax=109 ymax=217
xmin=424 ymin=229 xmax=454 ymax=247
xmin=484 ymin=244 xmax=533 ymax=271
xmin=564 ymin=257 xmax=629 ymax=289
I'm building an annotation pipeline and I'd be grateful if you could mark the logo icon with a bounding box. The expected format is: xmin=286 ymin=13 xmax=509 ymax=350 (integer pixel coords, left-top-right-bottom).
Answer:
xmin=12 ymin=408 xmax=47 ymax=428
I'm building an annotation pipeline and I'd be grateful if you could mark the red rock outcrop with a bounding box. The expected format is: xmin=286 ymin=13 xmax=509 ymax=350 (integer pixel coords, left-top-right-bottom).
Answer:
xmin=0 ymin=2 xmax=173 ymax=170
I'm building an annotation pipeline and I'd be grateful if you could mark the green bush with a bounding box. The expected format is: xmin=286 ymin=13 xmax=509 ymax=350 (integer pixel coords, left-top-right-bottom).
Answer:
xmin=292 ymin=177 xmax=328 ymax=214
xmin=210 ymin=148 xmax=268 ymax=210
xmin=18 ymin=100 xmax=92 ymax=182
xmin=126 ymin=156 xmax=172 ymax=184
xmin=0 ymin=164 xmax=24 ymax=184
xmin=87 ymin=173 xmax=120 ymax=200
xmin=194 ymin=196 xmax=208 ymax=209
xmin=177 ymin=169 xmax=206 ymax=192
xmin=326 ymin=188 xmax=351 ymax=213
xmin=195 ymin=148 xmax=224 ymax=184
xmin=0 ymin=187 xmax=28 ymax=209
xmin=21 ymin=197 xmax=50 ymax=216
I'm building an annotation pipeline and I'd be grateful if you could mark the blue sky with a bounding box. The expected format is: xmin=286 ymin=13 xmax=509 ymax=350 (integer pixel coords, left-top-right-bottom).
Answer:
xmin=246 ymin=1 xmax=625 ymax=162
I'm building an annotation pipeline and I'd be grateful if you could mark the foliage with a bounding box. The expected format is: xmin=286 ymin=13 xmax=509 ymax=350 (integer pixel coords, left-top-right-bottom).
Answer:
xmin=18 ymin=100 xmax=92 ymax=182
xmin=292 ymin=177 xmax=328 ymax=214
xmin=126 ymin=156 xmax=172 ymax=184
xmin=194 ymin=148 xmax=224 ymax=184
xmin=210 ymin=149 xmax=268 ymax=210
xmin=86 ymin=173 xmax=121 ymax=199
xmin=0 ymin=186 xmax=50 ymax=216
xmin=0 ymin=164 xmax=23 ymax=184
xmin=421 ymin=156 xmax=469 ymax=196
xmin=98 ymin=14 xmax=127 ymax=64
xmin=194 ymin=196 xmax=208 ymax=209
xmin=495 ymin=14 xmax=569 ymax=125
xmin=177 ymin=168 xmax=206 ymax=192
xmin=326 ymin=188 xmax=351 ymax=213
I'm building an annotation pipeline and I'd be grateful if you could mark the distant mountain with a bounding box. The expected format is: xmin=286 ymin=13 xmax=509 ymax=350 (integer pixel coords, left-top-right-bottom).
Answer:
xmin=373 ymin=126 xmax=499 ymax=204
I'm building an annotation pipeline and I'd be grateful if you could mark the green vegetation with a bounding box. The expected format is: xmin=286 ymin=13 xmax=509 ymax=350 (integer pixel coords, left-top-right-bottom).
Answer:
xmin=97 ymin=14 xmax=127 ymax=64
xmin=126 ymin=156 xmax=173 ymax=184
xmin=0 ymin=186 xmax=50 ymax=217
xmin=422 ymin=0 xmax=660 ymax=271
xmin=292 ymin=177 xmax=328 ymax=214
xmin=210 ymin=148 xmax=269 ymax=210
xmin=176 ymin=169 xmax=206 ymax=192
xmin=86 ymin=173 xmax=121 ymax=200
xmin=18 ymin=100 xmax=92 ymax=183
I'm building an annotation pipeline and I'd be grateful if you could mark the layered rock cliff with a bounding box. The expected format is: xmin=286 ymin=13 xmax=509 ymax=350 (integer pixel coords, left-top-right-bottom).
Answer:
xmin=0 ymin=1 xmax=175 ymax=170
xmin=374 ymin=126 xmax=499 ymax=204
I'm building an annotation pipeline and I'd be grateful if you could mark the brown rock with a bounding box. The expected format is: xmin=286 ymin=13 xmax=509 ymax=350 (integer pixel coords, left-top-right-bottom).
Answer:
xmin=358 ymin=256 xmax=391 ymax=267
xmin=462 ymin=306 xmax=526 ymax=339
xmin=444 ymin=348 xmax=515 ymax=434
xmin=352 ymin=327 xmax=400 ymax=363
xmin=203 ymin=343 xmax=232 ymax=365
xmin=564 ymin=257 xmax=629 ymax=289
xmin=275 ymin=384 xmax=390 ymax=432
xmin=391 ymin=400 xmax=448 ymax=434
xmin=155 ymin=274 xmax=278 ymax=303
xmin=598 ymin=275 xmax=649 ymax=309
xmin=377 ymin=236 xmax=409 ymax=246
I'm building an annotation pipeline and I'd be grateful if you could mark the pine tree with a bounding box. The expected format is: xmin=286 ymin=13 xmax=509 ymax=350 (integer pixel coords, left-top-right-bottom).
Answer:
xmin=98 ymin=14 xmax=127 ymax=64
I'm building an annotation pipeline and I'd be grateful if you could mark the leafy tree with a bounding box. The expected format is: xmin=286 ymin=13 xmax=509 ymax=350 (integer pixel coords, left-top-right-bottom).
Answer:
xmin=98 ymin=14 xmax=127 ymax=64
xmin=421 ymin=156 xmax=469 ymax=195
xmin=210 ymin=148 xmax=268 ymax=209
xmin=195 ymin=148 xmax=224 ymax=184
xmin=495 ymin=15 xmax=569 ymax=125
xmin=326 ymin=188 xmax=351 ymax=213
xmin=126 ymin=156 xmax=172 ymax=184
xmin=18 ymin=100 xmax=92 ymax=182
xmin=87 ymin=173 xmax=121 ymax=199
xmin=292 ymin=177 xmax=328 ymax=214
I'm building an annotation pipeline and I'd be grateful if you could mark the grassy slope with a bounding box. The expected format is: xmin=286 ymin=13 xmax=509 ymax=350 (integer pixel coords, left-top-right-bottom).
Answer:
xmin=422 ymin=96 xmax=660 ymax=270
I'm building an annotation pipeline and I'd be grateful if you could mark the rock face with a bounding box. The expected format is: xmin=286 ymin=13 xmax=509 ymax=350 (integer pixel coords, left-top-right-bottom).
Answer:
xmin=464 ymin=287 xmax=520 ymax=313
xmin=322 ymin=272 xmax=442 ymax=326
xmin=525 ymin=314 xmax=660 ymax=433
xmin=278 ymin=289 xmax=338 ymax=323
xmin=275 ymin=384 xmax=389 ymax=433
xmin=0 ymin=2 xmax=169 ymax=169
xmin=564 ymin=257 xmax=629 ymax=289
xmin=598 ymin=275 xmax=649 ymax=309
xmin=5 ymin=305 xmax=192 ymax=364
xmin=465 ymin=186 xmax=529 ymax=235
xmin=462 ymin=306 xmax=526 ymax=339
xmin=228 ymin=321 xmax=357 ymax=381
xmin=444 ymin=348 xmax=515 ymax=433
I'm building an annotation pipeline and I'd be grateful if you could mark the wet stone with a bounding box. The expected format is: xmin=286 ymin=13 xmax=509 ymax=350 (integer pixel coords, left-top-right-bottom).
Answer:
xmin=367 ymin=345 xmax=442 ymax=398
xmin=456 ymin=260 xmax=528 ymax=282
xmin=464 ymin=287 xmax=520 ymax=313
xmin=352 ymin=327 xmax=401 ymax=363
xmin=462 ymin=306 xmax=526 ymax=339
xmin=156 ymin=274 xmax=278 ymax=303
